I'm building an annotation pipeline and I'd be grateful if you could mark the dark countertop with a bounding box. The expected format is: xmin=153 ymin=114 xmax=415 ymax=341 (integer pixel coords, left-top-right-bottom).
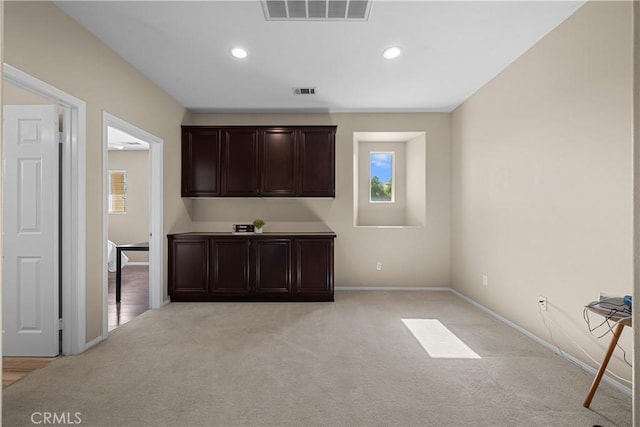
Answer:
xmin=168 ymin=231 xmax=336 ymax=238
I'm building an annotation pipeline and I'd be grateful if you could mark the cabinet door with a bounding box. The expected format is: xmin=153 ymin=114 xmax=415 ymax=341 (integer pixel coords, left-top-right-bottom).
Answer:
xmin=222 ymin=129 xmax=259 ymax=195
xmin=298 ymin=128 xmax=335 ymax=197
xmin=253 ymin=239 xmax=291 ymax=294
xmin=211 ymin=239 xmax=251 ymax=294
xmin=169 ymin=238 xmax=209 ymax=299
xmin=181 ymin=128 xmax=221 ymax=197
xmin=294 ymin=238 xmax=334 ymax=296
xmin=261 ymin=129 xmax=298 ymax=196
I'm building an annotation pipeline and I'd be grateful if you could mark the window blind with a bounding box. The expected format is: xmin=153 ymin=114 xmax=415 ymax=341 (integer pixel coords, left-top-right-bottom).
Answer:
xmin=109 ymin=170 xmax=127 ymax=214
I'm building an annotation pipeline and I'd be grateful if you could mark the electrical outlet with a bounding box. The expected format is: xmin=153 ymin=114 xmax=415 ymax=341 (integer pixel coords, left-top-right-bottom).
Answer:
xmin=376 ymin=261 xmax=382 ymax=271
xmin=538 ymin=296 xmax=547 ymax=311
xmin=482 ymin=275 xmax=488 ymax=286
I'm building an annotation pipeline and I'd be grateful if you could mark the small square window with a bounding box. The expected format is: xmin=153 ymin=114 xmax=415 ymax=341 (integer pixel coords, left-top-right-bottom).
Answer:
xmin=370 ymin=152 xmax=394 ymax=203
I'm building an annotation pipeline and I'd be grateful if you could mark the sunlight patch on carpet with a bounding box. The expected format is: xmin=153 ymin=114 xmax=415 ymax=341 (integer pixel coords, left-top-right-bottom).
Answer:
xmin=402 ymin=319 xmax=481 ymax=359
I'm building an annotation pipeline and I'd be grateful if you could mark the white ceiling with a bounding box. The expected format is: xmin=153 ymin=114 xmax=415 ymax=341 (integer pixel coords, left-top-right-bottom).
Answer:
xmin=54 ymin=0 xmax=586 ymax=113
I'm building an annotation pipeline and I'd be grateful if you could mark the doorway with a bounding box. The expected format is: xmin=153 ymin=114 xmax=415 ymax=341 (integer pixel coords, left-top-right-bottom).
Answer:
xmin=102 ymin=113 xmax=163 ymax=337
xmin=106 ymin=127 xmax=150 ymax=330
xmin=3 ymin=64 xmax=87 ymax=355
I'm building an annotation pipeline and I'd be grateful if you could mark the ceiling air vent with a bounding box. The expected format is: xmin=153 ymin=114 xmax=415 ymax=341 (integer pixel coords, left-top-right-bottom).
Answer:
xmin=263 ymin=0 xmax=372 ymax=21
xmin=293 ymin=87 xmax=317 ymax=95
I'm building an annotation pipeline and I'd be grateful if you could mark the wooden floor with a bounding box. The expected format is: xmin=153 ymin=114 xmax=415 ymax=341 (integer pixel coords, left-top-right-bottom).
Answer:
xmin=3 ymin=357 xmax=57 ymax=388
xmin=108 ymin=265 xmax=149 ymax=331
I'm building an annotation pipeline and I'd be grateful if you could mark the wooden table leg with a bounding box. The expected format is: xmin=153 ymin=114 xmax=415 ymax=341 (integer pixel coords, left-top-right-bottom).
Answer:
xmin=583 ymin=322 xmax=625 ymax=408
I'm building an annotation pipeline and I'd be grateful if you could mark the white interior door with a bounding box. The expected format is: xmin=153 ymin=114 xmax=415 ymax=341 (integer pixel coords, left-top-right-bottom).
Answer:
xmin=3 ymin=105 xmax=59 ymax=356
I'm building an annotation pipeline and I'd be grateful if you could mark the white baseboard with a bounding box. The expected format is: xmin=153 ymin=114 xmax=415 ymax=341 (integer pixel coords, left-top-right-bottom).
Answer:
xmin=334 ymin=285 xmax=632 ymax=396
xmin=448 ymin=288 xmax=632 ymax=397
xmin=335 ymin=286 xmax=451 ymax=291
xmin=126 ymin=262 xmax=149 ymax=266
xmin=83 ymin=334 xmax=104 ymax=353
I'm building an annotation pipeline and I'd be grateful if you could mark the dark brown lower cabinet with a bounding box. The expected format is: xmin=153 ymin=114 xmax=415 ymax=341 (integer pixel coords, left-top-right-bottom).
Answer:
xmin=211 ymin=239 xmax=251 ymax=294
xmin=295 ymin=239 xmax=334 ymax=296
xmin=168 ymin=232 xmax=335 ymax=302
xmin=253 ymin=239 xmax=291 ymax=295
xmin=168 ymin=238 xmax=209 ymax=299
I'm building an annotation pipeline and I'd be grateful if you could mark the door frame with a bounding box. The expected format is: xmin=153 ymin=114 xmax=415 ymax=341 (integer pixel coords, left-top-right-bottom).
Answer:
xmin=102 ymin=112 xmax=163 ymax=337
xmin=3 ymin=63 xmax=87 ymax=355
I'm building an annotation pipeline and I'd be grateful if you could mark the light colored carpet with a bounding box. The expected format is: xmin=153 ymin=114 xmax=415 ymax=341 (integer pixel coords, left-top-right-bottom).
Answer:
xmin=2 ymin=291 xmax=631 ymax=426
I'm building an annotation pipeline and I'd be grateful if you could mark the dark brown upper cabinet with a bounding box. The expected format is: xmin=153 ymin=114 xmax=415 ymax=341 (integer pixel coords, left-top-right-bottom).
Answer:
xmin=298 ymin=128 xmax=335 ymax=197
xmin=261 ymin=128 xmax=298 ymax=196
xmin=181 ymin=125 xmax=336 ymax=198
xmin=181 ymin=127 xmax=221 ymax=197
xmin=222 ymin=128 xmax=260 ymax=196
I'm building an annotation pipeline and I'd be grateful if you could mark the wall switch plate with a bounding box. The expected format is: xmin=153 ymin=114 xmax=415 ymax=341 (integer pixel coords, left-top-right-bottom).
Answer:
xmin=376 ymin=262 xmax=382 ymax=271
xmin=482 ymin=275 xmax=488 ymax=286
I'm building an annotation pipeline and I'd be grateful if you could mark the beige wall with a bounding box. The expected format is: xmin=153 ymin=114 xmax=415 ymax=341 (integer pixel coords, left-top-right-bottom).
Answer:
xmin=451 ymin=1 xmax=633 ymax=380
xmin=186 ymin=113 xmax=451 ymax=287
xmin=108 ymin=150 xmax=149 ymax=263
xmin=4 ymin=1 xmax=190 ymax=342
xmin=4 ymin=81 xmax=57 ymax=105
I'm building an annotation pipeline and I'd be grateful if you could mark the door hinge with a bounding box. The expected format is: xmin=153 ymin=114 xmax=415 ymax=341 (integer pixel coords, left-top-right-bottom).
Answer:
xmin=58 ymin=132 xmax=64 ymax=144
xmin=58 ymin=318 xmax=63 ymax=331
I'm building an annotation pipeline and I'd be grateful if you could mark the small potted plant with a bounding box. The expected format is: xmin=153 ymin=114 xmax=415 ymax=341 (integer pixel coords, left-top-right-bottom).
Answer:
xmin=253 ymin=218 xmax=266 ymax=234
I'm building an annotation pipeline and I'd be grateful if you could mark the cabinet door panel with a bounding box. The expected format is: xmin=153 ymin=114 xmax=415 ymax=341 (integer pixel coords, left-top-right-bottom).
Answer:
xmin=211 ymin=239 xmax=251 ymax=294
xmin=295 ymin=239 xmax=334 ymax=295
xmin=169 ymin=239 xmax=209 ymax=295
xmin=181 ymin=128 xmax=221 ymax=196
xmin=222 ymin=129 xmax=259 ymax=195
xmin=254 ymin=239 xmax=291 ymax=294
xmin=298 ymin=128 xmax=335 ymax=197
xmin=261 ymin=129 xmax=297 ymax=195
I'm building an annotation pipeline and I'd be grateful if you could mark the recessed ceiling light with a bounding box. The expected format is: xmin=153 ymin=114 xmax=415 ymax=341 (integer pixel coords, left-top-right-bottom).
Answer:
xmin=383 ymin=47 xmax=402 ymax=60
xmin=231 ymin=48 xmax=248 ymax=59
